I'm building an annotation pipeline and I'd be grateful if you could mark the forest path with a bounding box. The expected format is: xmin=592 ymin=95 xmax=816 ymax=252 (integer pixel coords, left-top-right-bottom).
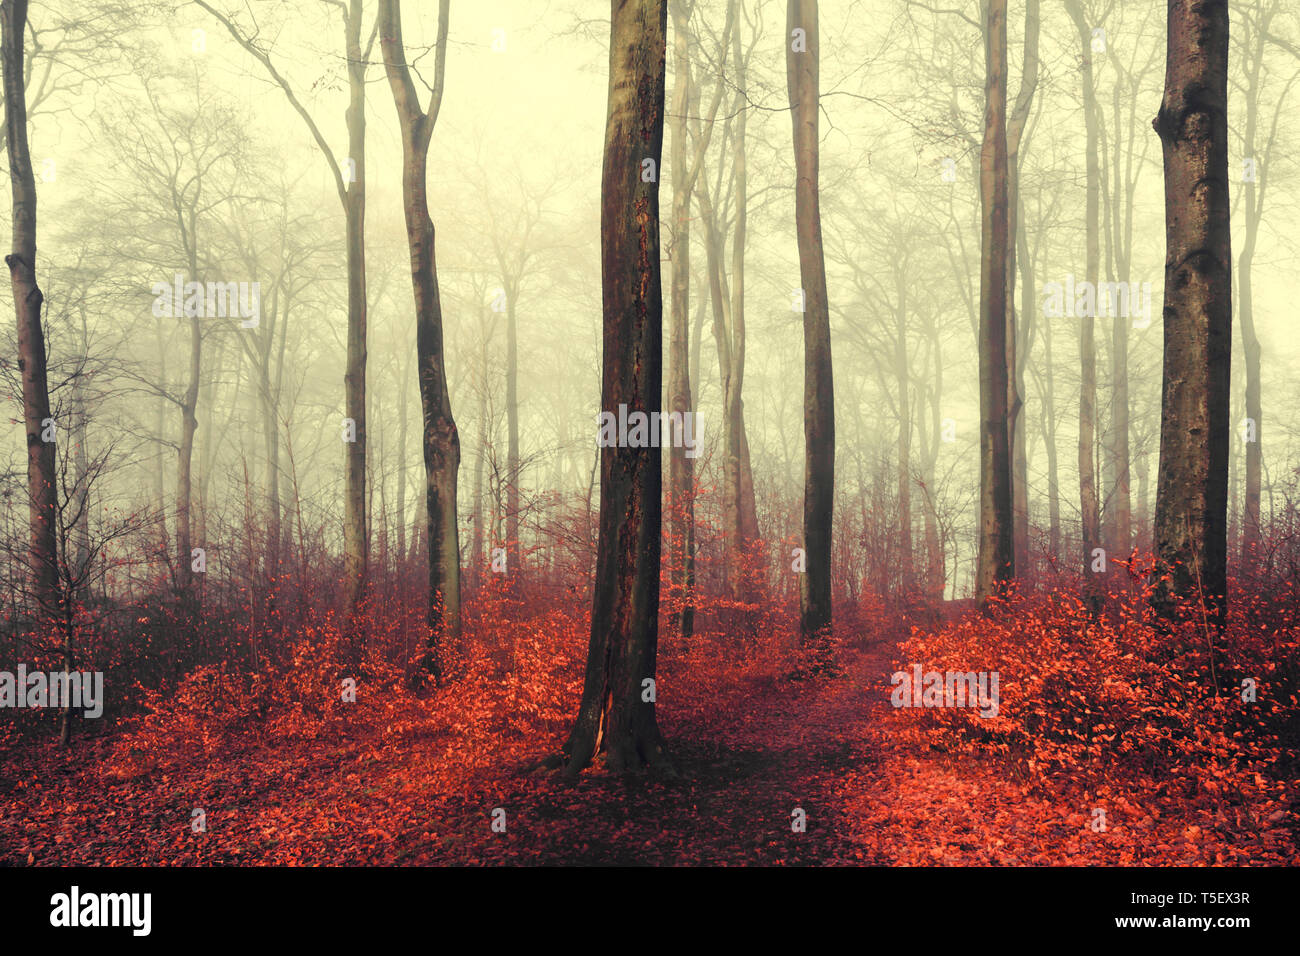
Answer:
xmin=396 ymin=637 xmax=906 ymax=865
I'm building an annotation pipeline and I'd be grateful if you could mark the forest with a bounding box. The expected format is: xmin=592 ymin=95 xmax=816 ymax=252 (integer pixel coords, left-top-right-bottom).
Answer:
xmin=0 ymin=0 xmax=1297 ymax=868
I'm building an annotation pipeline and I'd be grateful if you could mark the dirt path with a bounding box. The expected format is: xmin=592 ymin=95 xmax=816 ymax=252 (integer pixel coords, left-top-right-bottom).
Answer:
xmin=390 ymin=640 xmax=900 ymax=865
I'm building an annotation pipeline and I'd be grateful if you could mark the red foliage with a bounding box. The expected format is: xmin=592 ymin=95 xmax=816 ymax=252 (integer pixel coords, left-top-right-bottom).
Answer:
xmin=1 ymin=557 xmax=1296 ymax=866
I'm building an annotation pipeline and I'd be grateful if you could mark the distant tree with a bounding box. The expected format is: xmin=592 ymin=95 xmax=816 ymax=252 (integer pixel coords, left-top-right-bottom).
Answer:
xmin=1065 ymin=0 xmax=1103 ymax=612
xmin=196 ymin=0 xmax=378 ymax=625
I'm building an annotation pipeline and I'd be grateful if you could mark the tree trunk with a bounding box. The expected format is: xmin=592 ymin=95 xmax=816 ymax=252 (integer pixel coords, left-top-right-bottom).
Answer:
xmin=342 ymin=1 xmax=370 ymax=623
xmin=724 ymin=5 xmax=753 ymax=599
xmin=379 ymin=0 xmax=461 ymax=679
xmin=667 ymin=0 xmax=695 ymax=638
xmin=788 ymin=0 xmax=835 ymax=644
xmin=505 ymin=278 xmax=520 ymax=582
xmin=1106 ymin=79 xmax=1134 ymax=560
xmin=563 ymin=0 xmax=670 ymax=774
xmin=894 ymin=283 xmax=912 ymax=595
xmin=2 ymin=0 xmax=57 ymax=623
xmin=1236 ymin=6 xmax=1273 ymax=573
xmin=395 ymin=346 xmax=409 ymax=564
xmin=1005 ymin=0 xmax=1038 ymax=577
xmin=974 ymin=0 xmax=1014 ymax=604
xmin=1151 ymin=0 xmax=1231 ymax=622
xmin=471 ymin=329 xmax=488 ymax=591
xmin=1066 ymin=0 xmax=1102 ymax=610
xmin=176 ymin=309 xmax=201 ymax=595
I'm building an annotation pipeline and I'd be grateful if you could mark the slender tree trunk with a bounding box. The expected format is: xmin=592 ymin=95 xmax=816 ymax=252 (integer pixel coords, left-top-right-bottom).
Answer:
xmin=1237 ymin=8 xmax=1270 ymax=572
xmin=894 ymin=288 xmax=912 ymax=595
xmin=724 ymin=6 xmax=753 ymax=599
xmin=788 ymin=0 xmax=834 ymax=644
xmin=71 ymin=344 xmax=89 ymax=602
xmin=395 ymin=347 xmax=409 ymax=563
xmin=1067 ymin=0 xmax=1102 ymax=610
xmin=974 ymin=0 xmax=1014 ymax=604
xmin=1239 ymin=197 xmax=1261 ymax=571
xmin=1151 ymin=0 xmax=1231 ymax=622
xmin=505 ymin=279 xmax=520 ymax=582
xmin=471 ymin=364 xmax=486 ymax=591
xmin=342 ymin=2 xmax=370 ymax=623
xmin=563 ymin=0 xmax=670 ymax=774
xmin=667 ymin=0 xmax=695 ymax=638
xmin=1107 ymin=81 xmax=1134 ymax=559
xmin=379 ymin=0 xmax=461 ymax=679
xmin=176 ymin=311 xmax=201 ymax=594
xmin=1006 ymin=0 xmax=1038 ymax=577
xmin=2 ymin=0 xmax=57 ymax=623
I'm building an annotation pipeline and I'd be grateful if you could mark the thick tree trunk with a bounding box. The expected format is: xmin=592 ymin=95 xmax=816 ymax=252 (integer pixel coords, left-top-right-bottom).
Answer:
xmin=379 ymin=0 xmax=461 ymax=679
xmin=1151 ymin=0 xmax=1231 ymax=622
xmin=974 ymin=0 xmax=1014 ymax=604
xmin=563 ymin=0 xmax=670 ymax=774
xmin=788 ymin=0 xmax=834 ymax=643
xmin=2 ymin=0 xmax=57 ymax=622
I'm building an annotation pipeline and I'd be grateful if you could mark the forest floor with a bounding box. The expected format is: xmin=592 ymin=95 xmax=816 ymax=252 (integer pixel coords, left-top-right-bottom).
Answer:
xmin=1 ymin=629 xmax=1295 ymax=866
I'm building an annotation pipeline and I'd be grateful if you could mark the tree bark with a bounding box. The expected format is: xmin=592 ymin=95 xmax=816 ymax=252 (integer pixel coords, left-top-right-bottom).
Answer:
xmin=379 ymin=0 xmax=461 ymax=679
xmin=788 ymin=0 xmax=834 ymax=644
xmin=341 ymin=0 xmax=370 ymax=623
xmin=1005 ymin=0 xmax=1038 ymax=577
xmin=974 ymin=0 xmax=1014 ymax=604
xmin=562 ymin=0 xmax=670 ymax=774
xmin=1151 ymin=0 xmax=1231 ymax=622
xmin=2 ymin=0 xmax=57 ymax=622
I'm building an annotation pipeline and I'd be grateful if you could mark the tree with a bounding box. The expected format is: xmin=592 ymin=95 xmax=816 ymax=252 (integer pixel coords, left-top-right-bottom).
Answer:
xmin=1005 ymin=0 xmax=1039 ymax=574
xmin=666 ymin=0 xmax=729 ymax=636
xmin=787 ymin=0 xmax=834 ymax=644
xmin=1151 ymin=0 xmax=1232 ymax=621
xmin=1233 ymin=0 xmax=1298 ymax=571
xmin=974 ymin=0 xmax=1013 ymax=604
xmin=1065 ymin=0 xmax=1103 ymax=611
xmin=561 ymin=0 xmax=670 ymax=774
xmin=379 ymin=0 xmax=460 ymax=679
xmin=2 ymin=0 xmax=58 ymax=622
xmin=196 ymin=0 xmax=378 ymax=624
